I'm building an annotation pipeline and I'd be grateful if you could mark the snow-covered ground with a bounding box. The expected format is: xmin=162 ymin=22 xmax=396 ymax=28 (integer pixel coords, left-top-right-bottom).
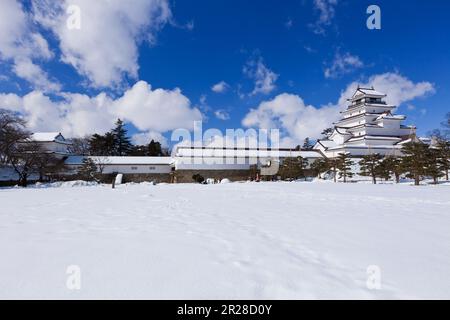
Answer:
xmin=0 ymin=181 xmax=449 ymax=299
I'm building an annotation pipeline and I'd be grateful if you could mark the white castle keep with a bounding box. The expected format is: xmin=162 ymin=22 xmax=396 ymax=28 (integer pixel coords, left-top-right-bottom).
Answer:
xmin=314 ymin=87 xmax=422 ymax=157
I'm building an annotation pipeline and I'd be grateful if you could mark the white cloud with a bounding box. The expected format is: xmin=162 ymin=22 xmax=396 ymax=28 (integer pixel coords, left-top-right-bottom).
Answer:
xmin=132 ymin=131 xmax=168 ymax=147
xmin=13 ymin=57 xmax=61 ymax=92
xmin=0 ymin=81 xmax=202 ymax=138
xmin=242 ymin=73 xmax=435 ymax=146
xmin=310 ymin=0 xmax=338 ymax=35
xmin=32 ymin=0 xmax=172 ymax=89
xmin=113 ymin=81 xmax=202 ymax=132
xmin=242 ymin=93 xmax=340 ymax=145
xmin=211 ymin=81 xmax=230 ymax=93
xmin=243 ymin=56 xmax=278 ymax=96
xmin=214 ymin=109 xmax=230 ymax=121
xmin=0 ymin=0 xmax=59 ymax=91
xmin=337 ymin=73 xmax=435 ymax=108
xmin=324 ymin=51 xmax=364 ymax=79
xmin=203 ymin=133 xmax=262 ymax=149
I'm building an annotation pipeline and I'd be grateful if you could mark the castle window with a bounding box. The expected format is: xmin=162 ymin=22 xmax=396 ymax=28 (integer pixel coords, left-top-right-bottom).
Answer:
xmin=131 ymin=166 xmax=138 ymax=170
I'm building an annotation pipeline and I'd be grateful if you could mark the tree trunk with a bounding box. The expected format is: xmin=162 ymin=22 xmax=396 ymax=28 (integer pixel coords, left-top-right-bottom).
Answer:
xmin=372 ymin=174 xmax=376 ymax=184
xmin=433 ymin=176 xmax=438 ymax=184
xmin=446 ymin=170 xmax=449 ymax=181
xmin=19 ymin=174 xmax=28 ymax=187
xmin=395 ymin=173 xmax=400 ymax=184
xmin=414 ymin=174 xmax=420 ymax=186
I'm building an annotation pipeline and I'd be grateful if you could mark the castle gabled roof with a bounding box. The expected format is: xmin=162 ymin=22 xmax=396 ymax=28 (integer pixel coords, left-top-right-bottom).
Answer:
xmin=356 ymin=87 xmax=386 ymax=97
xmin=350 ymin=87 xmax=386 ymax=100
xmin=314 ymin=139 xmax=338 ymax=150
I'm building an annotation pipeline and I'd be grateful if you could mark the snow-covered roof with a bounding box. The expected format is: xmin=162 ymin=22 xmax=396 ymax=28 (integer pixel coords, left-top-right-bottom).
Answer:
xmin=350 ymin=87 xmax=387 ymax=101
xmin=341 ymin=103 xmax=395 ymax=113
xmin=347 ymin=124 xmax=381 ymax=131
xmin=375 ymin=112 xmax=405 ymax=121
xmin=346 ymin=135 xmax=402 ymax=142
xmin=31 ymin=132 xmax=65 ymax=142
xmin=334 ymin=113 xmax=381 ymax=125
xmin=357 ymin=88 xmax=386 ymax=97
xmin=396 ymin=136 xmax=431 ymax=145
xmin=65 ymin=156 xmax=174 ymax=165
xmin=174 ymin=147 xmax=323 ymax=159
xmin=364 ymin=103 xmax=395 ymax=108
xmin=329 ymin=127 xmax=351 ymax=137
xmin=315 ymin=139 xmax=338 ymax=149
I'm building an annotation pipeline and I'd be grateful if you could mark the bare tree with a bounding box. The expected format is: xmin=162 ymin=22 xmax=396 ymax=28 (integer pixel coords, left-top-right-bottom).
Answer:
xmin=35 ymin=152 xmax=68 ymax=182
xmin=1 ymin=109 xmax=68 ymax=185
xmin=9 ymin=142 xmax=45 ymax=187
xmin=91 ymin=156 xmax=111 ymax=175
xmin=0 ymin=109 xmax=30 ymax=164
xmin=68 ymin=136 xmax=91 ymax=155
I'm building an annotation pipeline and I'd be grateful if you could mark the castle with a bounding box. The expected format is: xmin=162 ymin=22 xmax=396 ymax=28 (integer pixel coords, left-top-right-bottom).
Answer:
xmin=314 ymin=87 xmax=427 ymax=157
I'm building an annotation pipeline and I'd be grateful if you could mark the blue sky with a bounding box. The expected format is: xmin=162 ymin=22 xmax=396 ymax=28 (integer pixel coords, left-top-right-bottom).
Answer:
xmin=0 ymin=0 xmax=449 ymax=146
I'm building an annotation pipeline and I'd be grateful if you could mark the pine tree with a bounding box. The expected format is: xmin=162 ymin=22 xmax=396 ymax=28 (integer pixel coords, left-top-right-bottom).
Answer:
xmin=148 ymin=139 xmax=163 ymax=156
xmin=111 ymin=119 xmax=132 ymax=156
xmin=310 ymin=158 xmax=330 ymax=179
xmin=89 ymin=132 xmax=115 ymax=156
xmin=436 ymin=139 xmax=450 ymax=181
xmin=400 ymin=142 xmax=430 ymax=186
xmin=380 ymin=156 xmax=403 ymax=183
xmin=302 ymin=137 xmax=313 ymax=150
xmin=321 ymin=127 xmax=333 ymax=139
xmin=77 ymin=158 xmax=98 ymax=181
xmin=328 ymin=158 xmax=339 ymax=183
xmin=337 ymin=152 xmax=353 ymax=183
xmin=129 ymin=145 xmax=148 ymax=156
xmin=359 ymin=153 xmax=383 ymax=184
xmin=299 ymin=156 xmax=309 ymax=180
xmin=426 ymin=148 xmax=444 ymax=184
xmin=278 ymin=157 xmax=307 ymax=180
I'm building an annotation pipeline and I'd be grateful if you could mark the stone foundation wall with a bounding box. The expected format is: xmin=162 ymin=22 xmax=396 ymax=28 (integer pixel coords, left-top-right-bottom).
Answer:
xmin=0 ymin=168 xmax=318 ymax=187
xmin=173 ymin=169 xmax=253 ymax=183
xmin=121 ymin=173 xmax=172 ymax=184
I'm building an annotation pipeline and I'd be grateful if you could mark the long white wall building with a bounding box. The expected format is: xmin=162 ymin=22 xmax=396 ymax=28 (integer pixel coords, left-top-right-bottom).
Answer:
xmin=173 ymin=146 xmax=323 ymax=170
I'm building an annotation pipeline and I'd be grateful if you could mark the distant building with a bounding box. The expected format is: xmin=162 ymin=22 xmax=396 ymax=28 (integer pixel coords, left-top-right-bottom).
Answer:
xmin=172 ymin=145 xmax=324 ymax=182
xmin=314 ymin=87 xmax=421 ymax=157
xmin=62 ymin=147 xmax=325 ymax=183
xmin=64 ymin=156 xmax=174 ymax=183
xmin=1 ymin=132 xmax=72 ymax=183
xmin=29 ymin=132 xmax=72 ymax=158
